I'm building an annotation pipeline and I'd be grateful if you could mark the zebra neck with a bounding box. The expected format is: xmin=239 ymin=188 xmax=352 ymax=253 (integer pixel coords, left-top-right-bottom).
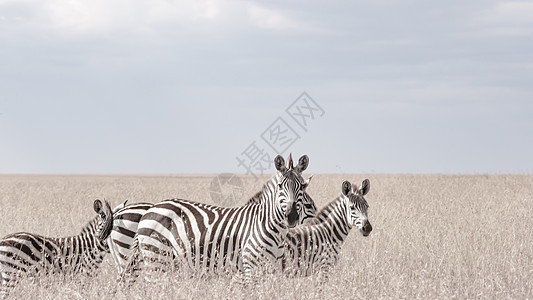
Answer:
xmin=258 ymin=177 xmax=287 ymax=233
xmin=244 ymin=172 xmax=280 ymax=205
xmin=316 ymin=197 xmax=352 ymax=241
xmin=77 ymin=218 xmax=106 ymax=251
xmin=310 ymin=196 xmax=341 ymax=223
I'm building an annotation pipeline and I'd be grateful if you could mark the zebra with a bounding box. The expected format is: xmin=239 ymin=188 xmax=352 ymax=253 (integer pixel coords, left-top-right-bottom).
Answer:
xmin=120 ymin=154 xmax=316 ymax=285
xmin=282 ymin=179 xmax=372 ymax=278
xmin=0 ymin=199 xmax=124 ymax=298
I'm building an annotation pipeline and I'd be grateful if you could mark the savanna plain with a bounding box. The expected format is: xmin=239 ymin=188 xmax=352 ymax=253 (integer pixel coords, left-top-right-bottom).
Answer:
xmin=0 ymin=174 xmax=532 ymax=299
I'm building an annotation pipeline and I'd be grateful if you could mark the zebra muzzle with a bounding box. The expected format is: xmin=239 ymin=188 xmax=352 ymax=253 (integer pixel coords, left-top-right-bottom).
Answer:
xmin=287 ymin=202 xmax=299 ymax=228
xmin=362 ymin=222 xmax=372 ymax=236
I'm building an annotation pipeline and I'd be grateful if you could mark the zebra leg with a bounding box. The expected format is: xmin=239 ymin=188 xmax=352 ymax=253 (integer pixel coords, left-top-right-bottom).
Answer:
xmin=1 ymin=272 xmax=13 ymax=299
xmin=1 ymin=270 xmax=27 ymax=300
xmin=119 ymin=236 xmax=142 ymax=288
xmin=237 ymin=248 xmax=281 ymax=288
xmin=229 ymin=249 xmax=254 ymax=289
xmin=1 ymin=265 xmax=24 ymax=299
xmin=313 ymin=254 xmax=334 ymax=294
xmin=233 ymin=248 xmax=256 ymax=288
xmin=138 ymin=234 xmax=176 ymax=283
xmin=120 ymin=232 xmax=176 ymax=286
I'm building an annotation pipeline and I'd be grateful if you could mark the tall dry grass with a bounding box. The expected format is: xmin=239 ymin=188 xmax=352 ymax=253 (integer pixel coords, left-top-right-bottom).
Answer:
xmin=1 ymin=174 xmax=532 ymax=299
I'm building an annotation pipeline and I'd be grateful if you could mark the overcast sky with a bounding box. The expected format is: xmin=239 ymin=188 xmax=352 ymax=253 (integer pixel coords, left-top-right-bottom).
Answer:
xmin=1 ymin=0 xmax=532 ymax=174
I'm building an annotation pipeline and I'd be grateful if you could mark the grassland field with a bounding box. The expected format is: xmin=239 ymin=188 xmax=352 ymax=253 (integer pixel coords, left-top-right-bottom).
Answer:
xmin=0 ymin=174 xmax=532 ymax=299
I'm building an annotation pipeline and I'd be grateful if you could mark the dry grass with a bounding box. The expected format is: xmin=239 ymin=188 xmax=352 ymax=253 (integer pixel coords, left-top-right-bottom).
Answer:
xmin=1 ymin=174 xmax=532 ymax=299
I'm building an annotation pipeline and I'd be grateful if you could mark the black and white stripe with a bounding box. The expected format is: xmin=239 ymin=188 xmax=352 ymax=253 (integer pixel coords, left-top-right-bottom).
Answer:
xmin=121 ymin=154 xmax=316 ymax=284
xmin=282 ymin=179 xmax=372 ymax=277
xmin=0 ymin=200 xmax=123 ymax=298
xmin=105 ymin=180 xmax=317 ymax=276
xmin=107 ymin=202 xmax=153 ymax=274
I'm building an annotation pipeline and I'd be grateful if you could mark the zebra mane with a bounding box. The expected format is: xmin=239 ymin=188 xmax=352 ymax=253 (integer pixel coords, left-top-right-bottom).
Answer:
xmin=245 ymin=191 xmax=263 ymax=205
xmin=244 ymin=172 xmax=281 ymax=206
xmin=79 ymin=215 xmax=100 ymax=236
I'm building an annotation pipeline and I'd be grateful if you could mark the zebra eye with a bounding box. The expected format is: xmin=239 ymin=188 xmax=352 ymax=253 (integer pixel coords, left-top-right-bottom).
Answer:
xmin=100 ymin=213 xmax=106 ymax=218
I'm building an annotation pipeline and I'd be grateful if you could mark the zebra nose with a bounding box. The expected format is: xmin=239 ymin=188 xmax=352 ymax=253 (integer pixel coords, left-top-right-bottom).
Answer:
xmin=362 ymin=222 xmax=372 ymax=236
xmin=287 ymin=202 xmax=299 ymax=227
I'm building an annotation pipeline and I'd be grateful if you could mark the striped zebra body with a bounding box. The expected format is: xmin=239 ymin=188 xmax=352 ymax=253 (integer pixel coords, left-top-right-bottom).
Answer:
xmin=105 ymin=184 xmax=316 ymax=276
xmin=137 ymin=198 xmax=263 ymax=275
xmin=0 ymin=200 xmax=121 ymax=298
xmin=107 ymin=202 xmax=153 ymax=274
xmin=282 ymin=180 xmax=372 ymax=277
xmin=122 ymin=154 xmax=315 ymax=283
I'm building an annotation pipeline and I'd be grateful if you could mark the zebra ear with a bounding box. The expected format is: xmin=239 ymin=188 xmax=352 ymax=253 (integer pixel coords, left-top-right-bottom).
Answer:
xmin=93 ymin=199 xmax=103 ymax=213
xmin=98 ymin=200 xmax=114 ymax=240
xmin=274 ymin=155 xmax=286 ymax=172
xmin=342 ymin=181 xmax=351 ymax=196
xmin=102 ymin=200 xmax=112 ymax=216
xmin=359 ymin=179 xmax=370 ymax=196
xmin=295 ymin=155 xmax=309 ymax=173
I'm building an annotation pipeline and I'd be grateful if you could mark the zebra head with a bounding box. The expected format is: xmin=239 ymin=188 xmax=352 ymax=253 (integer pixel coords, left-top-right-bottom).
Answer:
xmin=93 ymin=199 xmax=114 ymax=241
xmin=274 ymin=154 xmax=314 ymax=228
xmin=342 ymin=179 xmax=372 ymax=236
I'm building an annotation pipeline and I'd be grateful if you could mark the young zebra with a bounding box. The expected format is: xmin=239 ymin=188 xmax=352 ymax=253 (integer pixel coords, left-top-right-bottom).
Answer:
xmin=282 ymin=179 xmax=372 ymax=277
xmin=0 ymin=199 xmax=122 ymax=298
xmin=121 ymin=154 xmax=316 ymax=285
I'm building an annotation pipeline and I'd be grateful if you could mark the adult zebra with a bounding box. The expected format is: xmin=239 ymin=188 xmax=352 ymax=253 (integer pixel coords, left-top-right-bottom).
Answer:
xmin=104 ymin=158 xmax=317 ymax=276
xmin=282 ymin=179 xmax=372 ymax=278
xmin=0 ymin=199 xmax=123 ymax=298
xmin=121 ymin=154 xmax=315 ymax=284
